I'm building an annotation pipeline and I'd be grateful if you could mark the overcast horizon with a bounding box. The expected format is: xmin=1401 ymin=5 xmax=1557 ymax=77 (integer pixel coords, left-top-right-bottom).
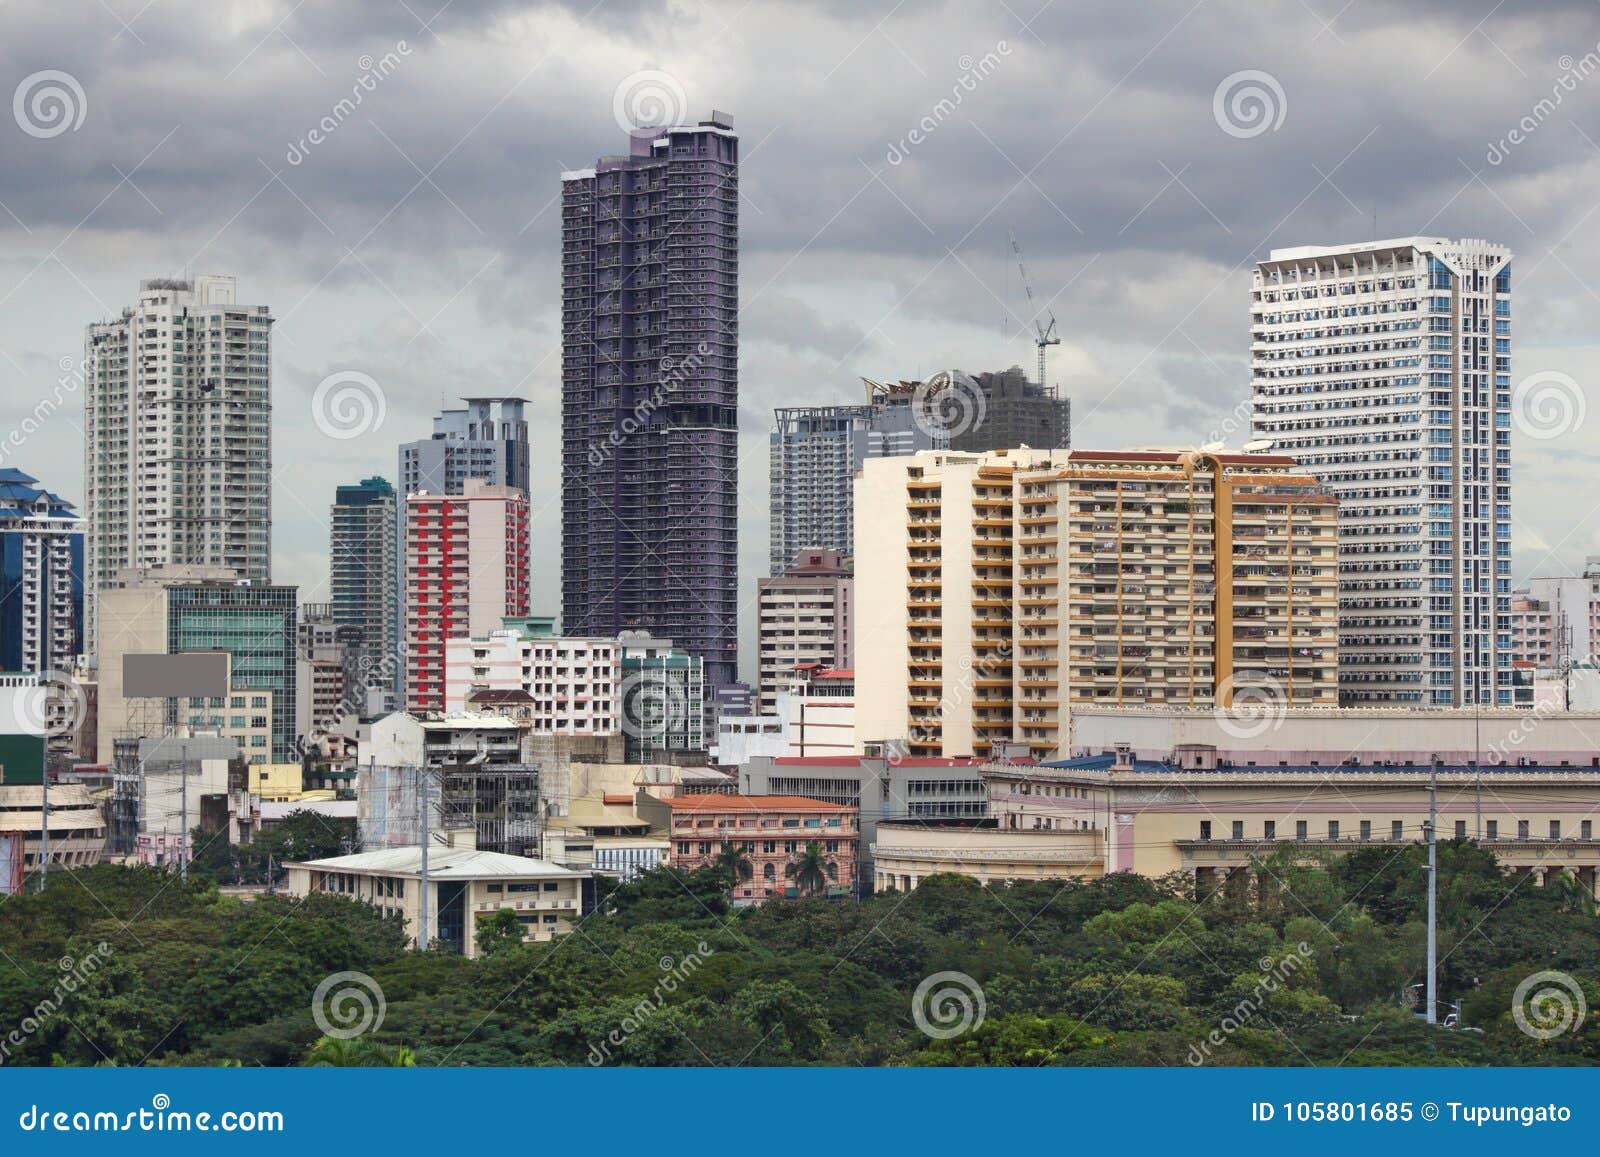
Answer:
xmin=3 ymin=0 xmax=1600 ymax=682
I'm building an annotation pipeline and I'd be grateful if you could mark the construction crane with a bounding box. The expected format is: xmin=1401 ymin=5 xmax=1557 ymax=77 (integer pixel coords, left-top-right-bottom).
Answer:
xmin=1009 ymin=230 xmax=1060 ymax=392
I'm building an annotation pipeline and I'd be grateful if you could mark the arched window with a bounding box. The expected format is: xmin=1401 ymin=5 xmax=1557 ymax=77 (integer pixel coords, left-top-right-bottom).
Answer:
xmin=762 ymin=862 xmax=775 ymax=880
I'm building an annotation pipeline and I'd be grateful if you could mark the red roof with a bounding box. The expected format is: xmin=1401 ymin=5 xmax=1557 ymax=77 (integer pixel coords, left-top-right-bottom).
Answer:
xmin=666 ymin=794 xmax=854 ymax=812
xmin=815 ymin=669 xmax=853 ymax=679
xmin=601 ymin=793 xmax=633 ymax=805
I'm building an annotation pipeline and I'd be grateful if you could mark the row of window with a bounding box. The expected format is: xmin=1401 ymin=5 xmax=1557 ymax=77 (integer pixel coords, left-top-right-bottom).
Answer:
xmin=1198 ymin=818 xmax=1594 ymax=841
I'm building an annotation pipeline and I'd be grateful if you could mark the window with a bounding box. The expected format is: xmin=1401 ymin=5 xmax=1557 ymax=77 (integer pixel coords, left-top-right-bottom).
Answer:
xmin=1486 ymin=820 xmax=1498 ymax=838
xmin=486 ymin=883 xmax=502 ymax=893
xmin=1518 ymin=820 xmax=1529 ymax=839
xmin=1296 ymin=820 xmax=1307 ymax=839
xmin=1230 ymin=820 xmax=1243 ymax=840
xmin=1263 ymin=820 xmax=1276 ymax=840
xmin=1392 ymin=820 xmax=1403 ymax=840
xmin=1454 ymin=820 xmax=1466 ymax=839
xmin=1199 ymin=820 xmax=1211 ymax=841
xmin=543 ymin=881 xmax=559 ymax=892
xmin=1328 ymin=821 xmax=1340 ymax=840
xmin=1584 ymin=820 xmax=1593 ymax=839
xmin=1359 ymin=820 xmax=1371 ymax=840
xmin=1550 ymin=820 xmax=1561 ymax=839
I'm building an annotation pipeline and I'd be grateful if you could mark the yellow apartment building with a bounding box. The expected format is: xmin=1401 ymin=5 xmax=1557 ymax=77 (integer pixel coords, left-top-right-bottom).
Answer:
xmin=855 ymin=448 xmax=1339 ymax=760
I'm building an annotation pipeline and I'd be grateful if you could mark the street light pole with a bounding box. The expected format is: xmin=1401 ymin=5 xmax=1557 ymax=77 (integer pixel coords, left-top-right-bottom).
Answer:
xmin=1426 ymin=754 xmax=1439 ymax=1025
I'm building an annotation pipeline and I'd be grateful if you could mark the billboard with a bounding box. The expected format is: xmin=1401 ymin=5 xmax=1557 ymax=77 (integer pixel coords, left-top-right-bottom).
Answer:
xmin=123 ymin=653 xmax=231 ymax=699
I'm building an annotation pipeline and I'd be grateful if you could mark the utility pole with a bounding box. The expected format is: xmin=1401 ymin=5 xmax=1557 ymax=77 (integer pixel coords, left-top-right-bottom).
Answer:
xmin=1427 ymin=754 xmax=1439 ymax=1025
xmin=39 ymin=765 xmax=49 ymax=891
xmin=418 ymin=765 xmax=430 ymax=952
xmin=179 ymin=750 xmax=189 ymax=884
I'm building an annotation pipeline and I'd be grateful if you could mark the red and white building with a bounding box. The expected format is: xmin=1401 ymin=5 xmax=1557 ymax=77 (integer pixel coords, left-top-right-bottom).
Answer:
xmin=404 ymin=481 xmax=529 ymax=714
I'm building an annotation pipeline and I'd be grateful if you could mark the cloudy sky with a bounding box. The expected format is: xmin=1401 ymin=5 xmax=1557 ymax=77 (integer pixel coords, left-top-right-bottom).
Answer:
xmin=2 ymin=0 xmax=1599 ymax=680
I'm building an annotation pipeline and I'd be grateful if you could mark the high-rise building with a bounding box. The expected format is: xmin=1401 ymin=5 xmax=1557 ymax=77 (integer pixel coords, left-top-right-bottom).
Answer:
xmin=619 ymin=630 xmax=707 ymax=761
xmin=397 ymin=399 xmax=530 ymax=697
xmin=1251 ymin=237 xmax=1513 ymax=706
xmin=330 ymin=476 xmax=398 ymax=700
xmin=949 ymin=365 xmax=1071 ymax=453
xmin=768 ymin=382 xmax=947 ymax=574
xmin=561 ymin=114 xmax=739 ymax=689
xmin=82 ymin=277 xmax=273 ymax=655
xmin=167 ymin=580 xmax=298 ymax=763
xmin=398 ymin=399 xmax=530 ymax=499
xmin=0 ymin=469 xmax=83 ymax=676
xmin=95 ymin=568 xmax=296 ymax=765
xmin=1528 ymin=560 xmax=1600 ymax=667
xmin=855 ymin=448 xmax=1339 ymax=759
xmin=757 ymin=549 xmax=853 ymax=716
xmin=404 ymin=481 xmax=530 ymax=715
xmin=296 ymin=601 xmax=362 ymax=739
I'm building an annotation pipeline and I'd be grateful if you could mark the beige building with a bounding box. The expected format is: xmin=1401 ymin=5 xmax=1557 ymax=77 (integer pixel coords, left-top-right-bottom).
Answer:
xmin=0 ymin=784 xmax=107 ymax=877
xmin=855 ymin=448 xmax=1338 ymax=761
xmin=285 ymin=845 xmax=589 ymax=957
xmin=872 ymin=746 xmax=1600 ymax=895
xmin=757 ymin=550 xmax=854 ymax=716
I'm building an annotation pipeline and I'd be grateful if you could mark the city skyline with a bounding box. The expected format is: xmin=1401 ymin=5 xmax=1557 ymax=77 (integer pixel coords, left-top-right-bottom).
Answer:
xmin=0 ymin=2 xmax=1598 ymax=687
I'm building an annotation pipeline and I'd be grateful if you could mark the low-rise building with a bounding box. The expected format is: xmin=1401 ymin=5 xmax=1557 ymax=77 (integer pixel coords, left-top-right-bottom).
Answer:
xmin=649 ymin=793 xmax=859 ymax=904
xmin=285 ymin=846 xmax=590 ymax=956
xmin=872 ymin=745 xmax=1600 ymax=896
xmin=0 ymin=783 xmax=107 ymax=879
xmin=742 ymin=753 xmax=987 ymax=889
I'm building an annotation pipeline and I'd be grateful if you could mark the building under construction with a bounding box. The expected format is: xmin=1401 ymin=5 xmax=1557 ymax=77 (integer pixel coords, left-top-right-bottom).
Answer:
xmin=358 ymin=761 xmax=542 ymax=858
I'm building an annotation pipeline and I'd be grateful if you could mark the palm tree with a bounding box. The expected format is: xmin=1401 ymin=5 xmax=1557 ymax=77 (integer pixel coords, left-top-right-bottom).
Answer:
xmin=305 ymin=1036 xmax=416 ymax=1066
xmin=713 ymin=842 xmax=754 ymax=897
xmin=1548 ymin=870 xmax=1596 ymax=916
xmin=785 ymin=841 xmax=834 ymax=898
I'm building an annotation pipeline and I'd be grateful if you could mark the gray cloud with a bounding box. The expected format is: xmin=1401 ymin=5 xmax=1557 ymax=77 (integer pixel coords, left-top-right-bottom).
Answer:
xmin=3 ymin=0 xmax=1600 ymax=680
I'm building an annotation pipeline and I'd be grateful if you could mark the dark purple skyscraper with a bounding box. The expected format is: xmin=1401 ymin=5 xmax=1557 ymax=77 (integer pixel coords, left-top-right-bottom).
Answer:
xmin=561 ymin=112 xmax=739 ymax=690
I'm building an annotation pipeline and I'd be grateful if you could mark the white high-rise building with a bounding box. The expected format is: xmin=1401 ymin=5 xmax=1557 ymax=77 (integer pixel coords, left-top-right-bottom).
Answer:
xmin=82 ymin=277 xmax=273 ymax=656
xmin=1251 ymin=237 xmax=1513 ymax=706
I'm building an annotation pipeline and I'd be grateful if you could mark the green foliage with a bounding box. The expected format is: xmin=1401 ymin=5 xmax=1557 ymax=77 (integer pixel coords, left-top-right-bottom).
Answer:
xmin=1 ymin=844 xmax=1595 ymax=1066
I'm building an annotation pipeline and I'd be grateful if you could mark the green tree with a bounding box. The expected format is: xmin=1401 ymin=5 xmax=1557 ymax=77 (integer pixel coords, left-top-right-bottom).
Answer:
xmin=474 ymin=909 xmax=526 ymax=958
xmin=785 ymin=841 xmax=834 ymax=897
xmin=712 ymin=842 xmax=754 ymax=898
